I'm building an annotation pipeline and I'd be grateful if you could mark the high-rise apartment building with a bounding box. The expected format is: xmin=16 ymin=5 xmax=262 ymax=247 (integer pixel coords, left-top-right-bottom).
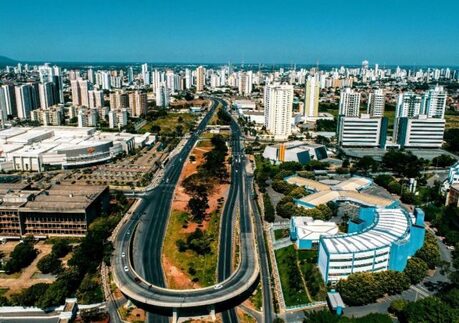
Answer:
xmin=0 ymin=84 xmax=16 ymax=117
xmin=238 ymin=71 xmax=253 ymax=96
xmin=127 ymin=67 xmax=134 ymax=84
xmin=304 ymin=76 xmax=320 ymax=119
xmin=264 ymin=83 xmax=294 ymax=140
xmin=109 ymin=91 xmax=128 ymax=110
xmin=422 ymin=85 xmax=447 ymax=119
xmin=15 ymin=84 xmax=35 ymax=119
xmin=156 ymin=83 xmax=170 ymax=108
xmin=185 ymin=68 xmax=192 ymax=89
xmin=129 ymin=91 xmax=147 ymax=117
xmin=141 ymin=63 xmax=150 ymax=85
xmin=395 ymin=92 xmax=422 ymax=118
xmin=38 ymin=82 xmax=55 ymax=109
xmin=71 ymin=79 xmax=89 ymax=107
xmin=367 ymin=89 xmax=385 ymax=117
xmin=88 ymin=90 xmax=105 ymax=109
xmin=195 ymin=66 xmax=205 ymax=92
xmin=339 ymin=88 xmax=361 ymax=117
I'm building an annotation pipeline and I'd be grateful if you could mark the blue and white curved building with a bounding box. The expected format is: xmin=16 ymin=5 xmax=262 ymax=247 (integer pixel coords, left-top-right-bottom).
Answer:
xmin=318 ymin=207 xmax=425 ymax=283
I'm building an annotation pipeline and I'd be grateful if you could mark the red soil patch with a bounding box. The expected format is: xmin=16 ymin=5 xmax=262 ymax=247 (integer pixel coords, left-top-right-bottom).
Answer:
xmin=163 ymin=255 xmax=201 ymax=289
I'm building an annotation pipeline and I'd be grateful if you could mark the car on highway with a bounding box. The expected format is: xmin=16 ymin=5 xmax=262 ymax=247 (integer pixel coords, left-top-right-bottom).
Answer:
xmin=121 ymin=252 xmax=125 ymax=258
xmin=214 ymin=284 xmax=223 ymax=290
xmin=124 ymin=265 xmax=129 ymax=272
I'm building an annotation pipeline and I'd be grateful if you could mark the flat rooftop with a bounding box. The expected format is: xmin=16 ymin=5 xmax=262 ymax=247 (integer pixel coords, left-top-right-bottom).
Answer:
xmin=22 ymin=185 xmax=107 ymax=212
xmin=341 ymin=147 xmax=459 ymax=162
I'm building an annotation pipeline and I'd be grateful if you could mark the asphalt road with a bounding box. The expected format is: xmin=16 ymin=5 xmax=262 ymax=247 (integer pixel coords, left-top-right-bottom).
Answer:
xmin=218 ymin=110 xmax=244 ymax=323
xmin=111 ymin=98 xmax=259 ymax=322
xmin=248 ymin=176 xmax=275 ymax=323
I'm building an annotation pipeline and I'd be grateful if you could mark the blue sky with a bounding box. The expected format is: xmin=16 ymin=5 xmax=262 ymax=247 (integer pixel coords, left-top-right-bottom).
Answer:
xmin=1 ymin=0 xmax=458 ymax=65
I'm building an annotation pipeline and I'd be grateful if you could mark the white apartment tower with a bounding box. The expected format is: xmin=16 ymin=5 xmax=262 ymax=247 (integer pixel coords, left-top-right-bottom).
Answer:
xmin=339 ymin=88 xmax=361 ymax=117
xmin=156 ymin=83 xmax=170 ymax=108
xmin=15 ymin=84 xmax=34 ymax=119
xmin=141 ymin=63 xmax=150 ymax=85
xmin=367 ymin=89 xmax=385 ymax=117
xmin=264 ymin=83 xmax=294 ymax=140
xmin=304 ymin=76 xmax=320 ymax=119
xmin=422 ymin=85 xmax=447 ymax=119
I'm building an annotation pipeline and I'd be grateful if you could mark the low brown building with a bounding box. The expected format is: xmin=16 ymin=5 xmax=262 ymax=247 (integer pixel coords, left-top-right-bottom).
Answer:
xmin=0 ymin=184 xmax=109 ymax=238
xmin=446 ymin=184 xmax=459 ymax=208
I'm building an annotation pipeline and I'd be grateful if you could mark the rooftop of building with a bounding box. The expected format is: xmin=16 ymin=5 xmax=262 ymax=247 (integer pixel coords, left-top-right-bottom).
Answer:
xmin=292 ymin=216 xmax=339 ymax=241
xmin=287 ymin=175 xmax=393 ymax=209
xmin=21 ymin=184 xmax=107 ymax=212
xmin=321 ymin=208 xmax=410 ymax=254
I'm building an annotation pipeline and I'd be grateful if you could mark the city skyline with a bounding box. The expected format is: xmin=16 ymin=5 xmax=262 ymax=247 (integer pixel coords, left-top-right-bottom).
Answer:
xmin=1 ymin=0 xmax=458 ymax=65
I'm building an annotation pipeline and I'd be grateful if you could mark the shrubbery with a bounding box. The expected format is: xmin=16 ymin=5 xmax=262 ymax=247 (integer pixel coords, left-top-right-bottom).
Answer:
xmin=4 ymin=237 xmax=38 ymax=274
xmin=337 ymin=271 xmax=410 ymax=306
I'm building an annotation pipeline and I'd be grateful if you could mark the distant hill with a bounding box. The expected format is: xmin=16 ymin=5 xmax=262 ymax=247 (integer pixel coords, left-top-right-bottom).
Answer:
xmin=0 ymin=55 xmax=17 ymax=64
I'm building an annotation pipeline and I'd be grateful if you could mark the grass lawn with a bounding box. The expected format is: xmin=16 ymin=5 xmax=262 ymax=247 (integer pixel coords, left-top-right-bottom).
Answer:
xmin=250 ymin=283 xmax=262 ymax=310
xmin=384 ymin=110 xmax=396 ymax=132
xmin=275 ymin=246 xmax=310 ymax=306
xmin=274 ymin=228 xmax=290 ymax=240
xmin=297 ymin=249 xmax=327 ymax=301
xmin=141 ymin=112 xmax=196 ymax=134
xmin=445 ymin=114 xmax=459 ymax=129
xmin=162 ymin=210 xmax=220 ymax=288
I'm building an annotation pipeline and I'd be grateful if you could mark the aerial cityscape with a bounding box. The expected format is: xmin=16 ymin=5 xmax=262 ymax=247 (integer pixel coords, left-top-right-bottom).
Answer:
xmin=0 ymin=1 xmax=459 ymax=323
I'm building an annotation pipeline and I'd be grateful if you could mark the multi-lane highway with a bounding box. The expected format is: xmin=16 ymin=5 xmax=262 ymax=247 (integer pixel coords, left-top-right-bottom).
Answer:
xmin=218 ymin=111 xmax=245 ymax=323
xmin=111 ymin=98 xmax=260 ymax=322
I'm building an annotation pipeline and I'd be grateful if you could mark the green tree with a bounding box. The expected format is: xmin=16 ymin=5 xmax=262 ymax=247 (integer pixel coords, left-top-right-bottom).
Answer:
xmin=37 ymin=254 xmax=62 ymax=275
xmin=52 ymin=242 xmax=71 ymax=258
xmin=276 ymin=197 xmax=297 ymax=219
xmin=404 ymin=257 xmax=428 ymax=284
xmin=387 ymin=180 xmax=402 ymax=194
xmin=388 ymin=299 xmax=409 ymax=317
xmin=187 ymin=196 xmax=209 ymax=222
xmin=4 ymin=237 xmax=38 ymax=274
xmin=76 ymin=274 xmax=104 ymax=304
xmin=337 ymin=272 xmax=381 ymax=306
xmin=303 ymin=310 xmax=339 ymax=323
xmin=374 ymin=174 xmax=396 ymax=188
xmin=431 ymin=154 xmax=456 ymax=167
xmin=272 ymin=180 xmax=295 ymax=195
xmin=354 ymin=156 xmax=377 ymax=173
xmin=415 ymin=232 xmax=441 ymax=269
xmin=263 ymin=193 xmax=275 ymax=222
xmin=10 ymin=283 xmax=50 ymax=306
xmin=402 ymin=297 xmax=458 ymax=323
xmin=444 ymin=128 xmax=459 ymax=153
